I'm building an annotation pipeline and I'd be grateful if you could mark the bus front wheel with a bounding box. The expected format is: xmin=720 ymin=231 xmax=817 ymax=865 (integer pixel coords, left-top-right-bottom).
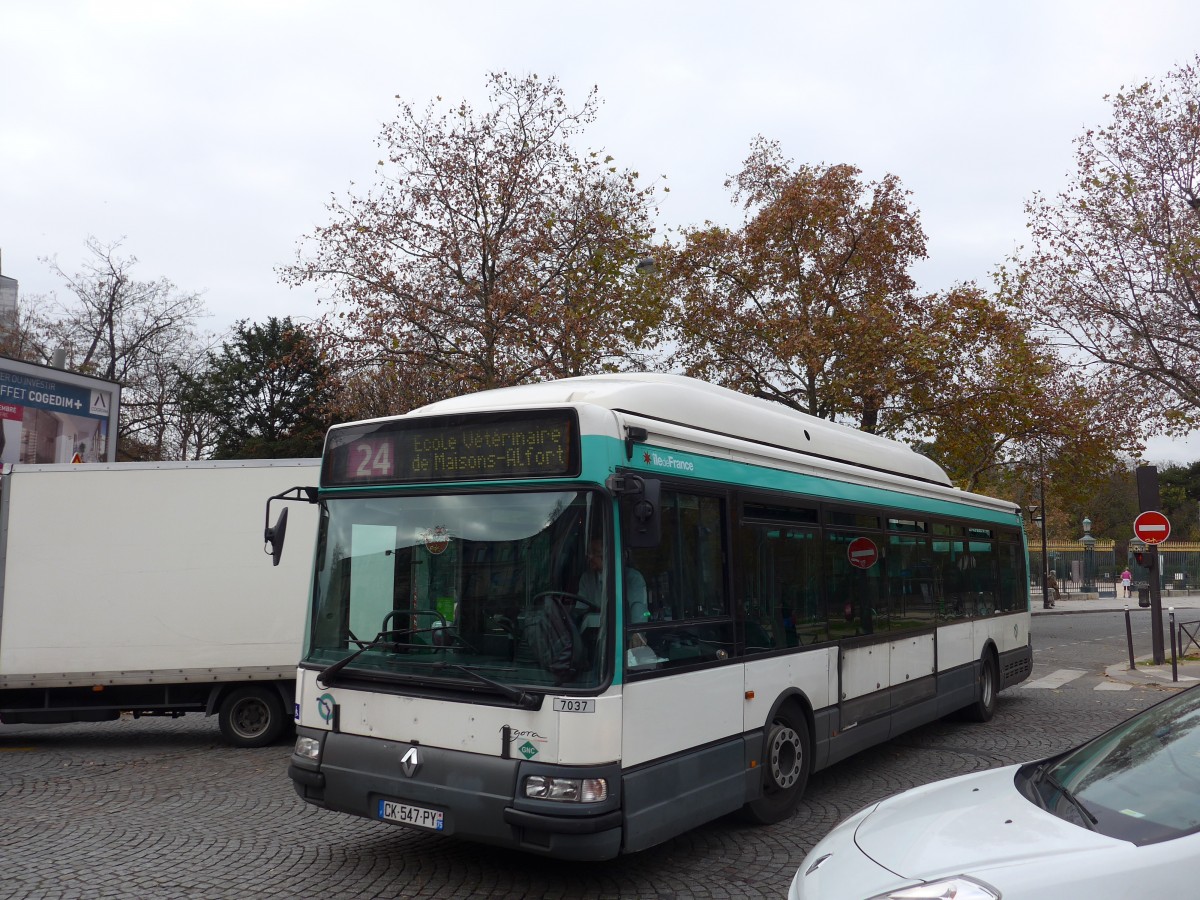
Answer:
xmin=740 ymin=704 xmax=810 ymax=825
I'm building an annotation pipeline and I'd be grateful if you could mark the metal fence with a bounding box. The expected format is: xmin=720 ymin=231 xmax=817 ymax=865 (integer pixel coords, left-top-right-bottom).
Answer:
xmin=1029 ymin=541 xmax=1200 ymax=596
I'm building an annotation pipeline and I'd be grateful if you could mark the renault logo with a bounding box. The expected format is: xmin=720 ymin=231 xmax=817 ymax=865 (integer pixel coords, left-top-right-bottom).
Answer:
xmin=400 ymin=747 xmax=421 ymax=777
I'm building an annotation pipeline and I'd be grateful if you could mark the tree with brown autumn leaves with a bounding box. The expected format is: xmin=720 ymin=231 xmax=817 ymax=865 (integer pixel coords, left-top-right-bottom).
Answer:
xmin=1006 ymin=56 xmax=1200 ymax=439
xmin=668 ymin=137 xmax=928 ymax=433
xmin=667 ymin=137 xmax=1133 ymax=502
xmin=283 ymin=72 xmax=666 ymax=418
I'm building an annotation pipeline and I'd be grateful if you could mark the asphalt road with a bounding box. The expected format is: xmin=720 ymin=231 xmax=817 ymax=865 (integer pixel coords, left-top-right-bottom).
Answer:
xmin=1035 ymin=607 xmax=1167 ymax=671
xmin=0 ymin=615 xmax=1175 ymax=900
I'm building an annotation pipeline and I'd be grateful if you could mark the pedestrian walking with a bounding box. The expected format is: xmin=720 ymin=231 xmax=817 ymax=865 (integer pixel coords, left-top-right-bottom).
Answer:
xmin=1120 ymin=567 xmax=1132 ymax=598
xmin=1046 ymin=570 xmax=1059 ymax=608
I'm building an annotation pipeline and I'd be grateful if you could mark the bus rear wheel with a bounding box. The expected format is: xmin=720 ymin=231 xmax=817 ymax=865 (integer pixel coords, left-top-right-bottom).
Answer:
xmin=965 ymin=652 xmax=999 ymax=723
xmin=739 ymin=704 xmax=810 ymax=825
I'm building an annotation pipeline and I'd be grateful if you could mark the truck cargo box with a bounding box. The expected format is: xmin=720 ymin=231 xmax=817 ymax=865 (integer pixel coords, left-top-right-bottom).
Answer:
xmin=0 ymin=458 xmax=319 ymax=745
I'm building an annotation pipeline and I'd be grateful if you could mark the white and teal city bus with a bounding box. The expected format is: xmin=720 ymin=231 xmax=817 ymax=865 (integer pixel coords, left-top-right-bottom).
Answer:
xmin=276 ymin=374 xmax=1032 ymax=860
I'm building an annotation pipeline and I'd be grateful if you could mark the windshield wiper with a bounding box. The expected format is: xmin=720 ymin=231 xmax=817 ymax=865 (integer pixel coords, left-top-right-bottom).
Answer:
xmin=316 ymin=630 xmax=417 ymax=688
xmin=317 ymin=637 xmax=542 ymax=709
xmin=1036 ymin=764 xmax=1099 ymax=829
xmin=432 ymin=662 xmax=541 ymax=709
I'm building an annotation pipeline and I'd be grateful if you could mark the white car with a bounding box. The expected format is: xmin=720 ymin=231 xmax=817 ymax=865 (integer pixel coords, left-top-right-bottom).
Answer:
xmin=789 ymin=686 xmax=1200 ymax=899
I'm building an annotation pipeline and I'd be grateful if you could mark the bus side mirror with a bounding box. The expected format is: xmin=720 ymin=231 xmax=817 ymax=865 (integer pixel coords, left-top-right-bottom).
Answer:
xmin=265 ymin=506 xmax=289 ymax=566
xmin=263 ymin=485 xmax=317 ymax=567
xmin=609 ymin=474 xmax=661 ymax=548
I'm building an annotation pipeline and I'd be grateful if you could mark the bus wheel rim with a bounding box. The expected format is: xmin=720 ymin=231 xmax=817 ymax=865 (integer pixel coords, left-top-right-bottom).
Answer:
xmin=769 ymin=724 xmax=802 ymax=789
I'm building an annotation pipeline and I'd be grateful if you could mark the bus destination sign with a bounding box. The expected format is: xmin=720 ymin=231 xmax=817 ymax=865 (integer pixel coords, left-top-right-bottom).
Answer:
xmin=324 ymin=410 xmax=579 ymax=486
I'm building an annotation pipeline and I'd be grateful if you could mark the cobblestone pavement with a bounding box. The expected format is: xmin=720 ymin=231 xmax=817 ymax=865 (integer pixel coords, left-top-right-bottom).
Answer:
xmin=0 ymin=618 xmax=1171 ymax=899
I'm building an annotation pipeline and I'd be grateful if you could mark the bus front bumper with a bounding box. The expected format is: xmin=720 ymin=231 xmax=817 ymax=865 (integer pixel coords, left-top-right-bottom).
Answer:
xmin=288 ymin=726 xmax=624 ymax=860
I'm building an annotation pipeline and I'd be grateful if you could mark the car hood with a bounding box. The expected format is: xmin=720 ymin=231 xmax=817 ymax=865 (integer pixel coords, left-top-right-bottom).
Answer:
xmin=853 ymin=765 xmax=1121 ymax=878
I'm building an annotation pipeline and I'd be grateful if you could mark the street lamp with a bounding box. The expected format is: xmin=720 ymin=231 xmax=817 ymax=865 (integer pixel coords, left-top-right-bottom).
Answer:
xmin=1032 ymin=449 xmax=1051 ymax=609
xmin=1032 ymin=504 xmax=1050 ymax=610
xmin=1080 ymin=516 xmax=1096 ymax=594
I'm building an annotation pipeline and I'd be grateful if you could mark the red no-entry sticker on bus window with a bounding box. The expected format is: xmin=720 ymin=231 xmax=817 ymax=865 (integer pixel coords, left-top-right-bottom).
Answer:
xmin=847 ymin=536 xmax=878 ymax=570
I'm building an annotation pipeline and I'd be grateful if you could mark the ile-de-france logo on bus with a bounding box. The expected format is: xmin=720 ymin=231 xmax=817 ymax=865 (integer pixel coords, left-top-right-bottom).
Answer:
xmin=642 ymin=450 xmax=695 ymax=473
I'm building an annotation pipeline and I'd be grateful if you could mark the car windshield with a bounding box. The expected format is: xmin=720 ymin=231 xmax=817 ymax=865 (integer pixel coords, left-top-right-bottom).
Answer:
xmin=305 ymin=488 xmax=610 ymax=692
xmin=1033 ymin=686 xmax=1200 ymax=844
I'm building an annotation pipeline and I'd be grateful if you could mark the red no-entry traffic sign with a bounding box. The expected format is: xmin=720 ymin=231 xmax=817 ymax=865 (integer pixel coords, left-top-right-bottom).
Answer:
xmin=1133 ymin=510 xmax=1171 ymax=545
xmin=847 ymin=536 xmax=878 ymax=569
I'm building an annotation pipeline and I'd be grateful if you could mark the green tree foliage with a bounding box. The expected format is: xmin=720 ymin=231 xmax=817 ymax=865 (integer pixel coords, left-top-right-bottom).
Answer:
xmin=1071 ymin=465 xmax=1140 ymax=545
xmin=1161 ymin=461 xmax=1200 ymax=541
xmin=1056 ymin=462 xmax=1199 ymax=549
xmin=282 ymin=72 xmax=666 ymax=414
xmin=1008 ymin=56 xmax=1200 ymax=437
xmin=179 ymin=317 xmax=332 ymax=459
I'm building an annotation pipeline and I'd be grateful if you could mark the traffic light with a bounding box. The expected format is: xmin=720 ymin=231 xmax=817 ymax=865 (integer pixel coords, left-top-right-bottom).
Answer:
xmin=1134 ymin=551 xmax=1145 ymax=567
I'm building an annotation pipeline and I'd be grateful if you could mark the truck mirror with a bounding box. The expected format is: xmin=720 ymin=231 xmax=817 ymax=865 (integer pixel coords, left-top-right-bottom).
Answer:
xmin=265 ymin=507 xmax=289 ymax=566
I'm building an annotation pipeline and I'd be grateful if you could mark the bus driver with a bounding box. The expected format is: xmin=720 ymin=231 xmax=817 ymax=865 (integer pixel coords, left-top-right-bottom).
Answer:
xmin=578 ymin=539 xmax=649 ymax=627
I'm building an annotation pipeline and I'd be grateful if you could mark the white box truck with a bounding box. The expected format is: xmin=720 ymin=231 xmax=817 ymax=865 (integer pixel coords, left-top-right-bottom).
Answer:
xmin=0 ymin=458 xmax=319 ymax=746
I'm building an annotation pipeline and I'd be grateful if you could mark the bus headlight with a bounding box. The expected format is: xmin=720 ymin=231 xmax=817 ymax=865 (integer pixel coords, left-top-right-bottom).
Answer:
xmin=523 ymin=775 xmax=608 ymax=803
xmin=294 ymin=736 xmax=322 ymax=761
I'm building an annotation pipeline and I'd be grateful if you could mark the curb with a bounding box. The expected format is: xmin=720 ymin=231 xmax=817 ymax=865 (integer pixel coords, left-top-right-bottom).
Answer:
xmin=1104 ymin=658 xmax=1200 ymax=689
xmin=1033 ymin=602 xmax=1200 ymax=617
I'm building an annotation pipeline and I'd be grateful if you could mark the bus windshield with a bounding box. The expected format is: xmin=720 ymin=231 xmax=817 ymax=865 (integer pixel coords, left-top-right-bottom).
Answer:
xmin=306 ymin=488 xmax=610 ymax=691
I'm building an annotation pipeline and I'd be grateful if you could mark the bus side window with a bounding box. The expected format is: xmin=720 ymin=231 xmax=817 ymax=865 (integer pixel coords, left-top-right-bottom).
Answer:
xmin=733 ymin=521 xmax=823 ymax=654
xmin=998 ymin=539 xmax=1024 ymax=611
xmin=824 ymin=529 xmax=883 ymax=637
xmin=626 ymin=490 xmax=734 ymax=672
xmin=885 ymin=535 xmax=937 ymax=631
xmin=629 ymin=491 xmax=726 ymax=622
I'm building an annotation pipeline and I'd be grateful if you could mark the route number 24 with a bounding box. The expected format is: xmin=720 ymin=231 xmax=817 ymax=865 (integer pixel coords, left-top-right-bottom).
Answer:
xmin=352 ymin=438 xmax=394 ymax=479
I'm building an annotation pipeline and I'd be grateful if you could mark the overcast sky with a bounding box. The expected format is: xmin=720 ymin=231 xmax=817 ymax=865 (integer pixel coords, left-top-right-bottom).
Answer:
xmin=3 ymin=1 xmax=1199 ymax=462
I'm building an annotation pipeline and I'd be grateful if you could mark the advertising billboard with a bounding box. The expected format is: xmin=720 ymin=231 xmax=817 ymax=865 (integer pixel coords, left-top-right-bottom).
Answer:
xmin=0 ymin=356 xmax=121 ymax=464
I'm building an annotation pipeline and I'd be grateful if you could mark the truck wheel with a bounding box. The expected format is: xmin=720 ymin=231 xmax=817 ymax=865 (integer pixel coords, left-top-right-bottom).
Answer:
xmin=218 ymin=686 xmax=287 ymax=748
xmin=739 ymin=702 xmax=811 ymax=825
